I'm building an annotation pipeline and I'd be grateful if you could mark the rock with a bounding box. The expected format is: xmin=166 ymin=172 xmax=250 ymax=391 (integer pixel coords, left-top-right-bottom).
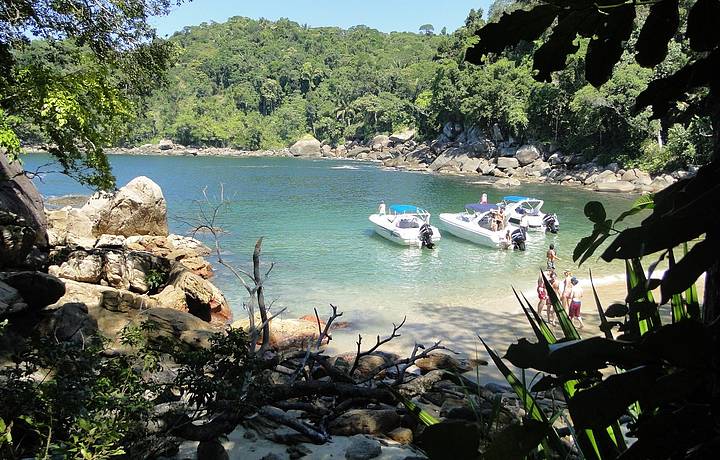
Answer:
xmin=95 ymin=234 xmax=126 ymax=248
xmin=92 ymin=176 xmax=168 ymax=237
xmin=345 ymin=435 xmax=382 ymax=460
xmin=46 ymin=207 xmax=96 ymax=248
xmin=321 ymin=144 xmax=333 ymax=156
xmin=606 ymin=162 xmax=620 ymax=173
xmin=0 ymin=271 xmax=65 ymax=310
xmin=479 ymin=162 xmax=495 ymax=175
xmin=495 ymin=178 xmax=521 ymax=187
xmin=347 ymin=147 xmax=371 ymax=158
xmin=650 ymin=176 xmax=675 ymax=192
xmin=290 ymin=137 xmax=322 ymax=157
xmin=0 ymin=153 xmax=48 ymax=255
xmin=0 ymin=211 xmax=37 ymax=268
xmin=158 ymin=139 xmax=174 ymax=150
xmin=329 ymin=409 xmax=401 ymax=436
xmin=584 ymin=173 xmax=599 ymax=185
xmin=49 ymin=251 xmax=103 ymax=283
xmin=388 ymin=427 xmax=413 ymax=445
xmin=197 ymin=439 xmax=229 ymax=460
xmin=459 ymin=156 xmax=482 ymax=173
xmin=415 ymin=353 xmax=472 ymax=373
xmin=595 ymin=181 xmax=636 ymax=193
xmin=389 ymin=129 xmax=416 ymax=144
xmin=137 ymin=307 xmax=217 ymax=349
xmin=594 ymin=170 xmax=619 ymax=184
xmin=621 ymin=168 xmax=652 ymax=185
xmin=0 ymin=280 xmax=26 ymax=316
xmin=39 ymin=302 xmax=98 ymax=343
xmin=370 ymin=135 xmax=390 ymax=151
xmin=165 ymin=265 xmax=231 ymax=324
xmin=496 ymin=157 xmax=519 ymax=169
xmin=515 ymin=145 xmax=540 ymax=166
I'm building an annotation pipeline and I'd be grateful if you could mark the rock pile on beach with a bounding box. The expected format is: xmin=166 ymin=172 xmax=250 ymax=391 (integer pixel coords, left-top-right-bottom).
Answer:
xmin=33 ymin=176 xmax=231 ymax=348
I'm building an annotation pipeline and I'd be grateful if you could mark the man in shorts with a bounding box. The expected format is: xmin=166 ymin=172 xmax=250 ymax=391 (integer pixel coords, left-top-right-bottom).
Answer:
xmin=546 ymin=244 xmax=560 ymax=270
xmin=569 ymin=276 xmax=584 ymax=329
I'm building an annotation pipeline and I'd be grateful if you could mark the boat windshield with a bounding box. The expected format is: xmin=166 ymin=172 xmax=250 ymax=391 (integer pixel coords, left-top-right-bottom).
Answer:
xmin=389 ymin=204 xmax=429 ymax=216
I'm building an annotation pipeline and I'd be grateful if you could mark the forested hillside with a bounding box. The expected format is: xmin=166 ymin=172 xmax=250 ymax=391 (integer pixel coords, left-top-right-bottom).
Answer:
xmin=18 ymin=2 xmax=714 ymax=172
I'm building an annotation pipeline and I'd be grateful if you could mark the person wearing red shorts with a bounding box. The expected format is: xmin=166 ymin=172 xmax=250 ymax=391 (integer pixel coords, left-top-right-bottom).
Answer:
xmin=537 ymin=275 xmax=554 ymax=324
xmin=569 ymin=277 xmax=584 ymax=329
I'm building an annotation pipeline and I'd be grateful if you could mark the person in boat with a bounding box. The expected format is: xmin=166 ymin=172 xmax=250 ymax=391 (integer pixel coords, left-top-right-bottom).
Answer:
xmin=519 ymin=213 xmax=529 ymax=232
xmin=546 ymin=244 xmax=560 ymax=270
xmin=561 ymin=270 xmax=573 ymax=310
xmin=489 ymin=211 xmax=498 ymax=231
xmin=378 ymin=200 xmax=386 ymax=215
xmin=480 ymin=193 xmax=488 ymax=204
xmin=496 ymin=207 xmax=505 ymax=230
xmin=569 ymin=277 xmax=584 ymax=329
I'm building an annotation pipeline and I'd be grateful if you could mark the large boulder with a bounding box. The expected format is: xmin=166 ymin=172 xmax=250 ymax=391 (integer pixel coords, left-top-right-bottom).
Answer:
xmin=369 ymin=135 xmax=390 ymax=151
xmin=595 ymin=181 xmax=636 ymax=193
xmin=136 ymin=307 xmax=217 ymax=350
xmin=91 ymin=176 xmax=168 ymax=237
xmin=289 ymin=137 xmax=322 ymax=157
xmin=389 ymin=129 xmax=416 ymax=144
xmin=158 ymin=139 xmax=174 ymax=150
xmin=497 ymin=157 xmax=519 ymax=170
xmin=0 ymin=280 xmax=26 ymax=317
xmin=49 ymin=251 xmax=103 ymax=283
xmin=621 ymin=168 xmax=652 ymax=185
xmin=158 ymin=265 xmax=231 ymax=325
xmin=515 ymin=145 xmax=540 ymax=166
xmin=0 ymin=154 xmax=47 ymax=247
xmin=0 ymin=271 xmax=65 ymax=310
xmin=46 ymin=207 xmax=96 ymax=248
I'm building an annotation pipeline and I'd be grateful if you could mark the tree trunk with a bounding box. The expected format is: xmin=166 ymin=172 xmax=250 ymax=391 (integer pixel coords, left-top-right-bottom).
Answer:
xmin=253 ymin=238 xmax=271 ymax=353
xmin=702 ymin=101 xmax=720 ymax=325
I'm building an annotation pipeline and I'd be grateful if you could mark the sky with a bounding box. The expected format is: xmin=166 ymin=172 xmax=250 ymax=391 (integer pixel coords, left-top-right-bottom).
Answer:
xmin=150 ymin=0 xmax=494 ymax=37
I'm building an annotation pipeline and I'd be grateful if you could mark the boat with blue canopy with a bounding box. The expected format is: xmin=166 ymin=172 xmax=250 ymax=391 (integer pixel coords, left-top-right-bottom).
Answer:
xmin=369 ymin=203 xmax=441 ymax=248
xmin=439 ymin=203 xmax=521 ymax=249
xmin=500 ymin=196 xmax=559 ymax=233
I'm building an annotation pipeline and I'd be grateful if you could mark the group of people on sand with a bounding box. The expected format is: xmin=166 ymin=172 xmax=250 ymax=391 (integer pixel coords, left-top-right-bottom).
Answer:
xmin=536 ymin=245 xmax=584 ymax=328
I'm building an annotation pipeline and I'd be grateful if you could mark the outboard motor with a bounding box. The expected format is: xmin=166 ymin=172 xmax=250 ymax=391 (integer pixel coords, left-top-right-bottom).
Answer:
xmin=543 ymin=213 xmax=560 ymax=233
xmin=511 ymin=228 xmax=527 ymax=251
xmin=419 ymin=223 xmax=435 ymax=249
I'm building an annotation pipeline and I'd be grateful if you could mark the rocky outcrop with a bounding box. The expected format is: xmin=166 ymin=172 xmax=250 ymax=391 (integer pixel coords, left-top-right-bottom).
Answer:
xmin=93 ymin=176 xmax=168 ymax=237
xmin=1 ymin=154 xmax=48 ymax=268
xmin=515 ymin=145 xmax=540 ymax=166
xmin=289 ymin=137 xmax=322 ymax=157
xmin=136 ymin=307 xmax=217 ymax=350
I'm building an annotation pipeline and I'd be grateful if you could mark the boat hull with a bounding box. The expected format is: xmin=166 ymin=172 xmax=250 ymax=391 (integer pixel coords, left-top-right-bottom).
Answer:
xmin=438 ymin=213 xmax=510 ymax=248
xmin=369 ymin=214 xmax=441 ymax=247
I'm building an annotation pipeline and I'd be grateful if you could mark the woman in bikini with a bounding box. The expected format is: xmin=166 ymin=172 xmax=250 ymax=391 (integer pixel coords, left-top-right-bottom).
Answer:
xmin=561 ymin=270 xmax=573 ymax=311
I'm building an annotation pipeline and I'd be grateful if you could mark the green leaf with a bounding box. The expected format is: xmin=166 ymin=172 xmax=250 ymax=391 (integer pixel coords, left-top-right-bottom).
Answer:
xmin=584 ymin=201 xmax=606 ymax=224
xmin=635 ymin=0 xmax=680 ymax=68
xmin=484 ymin=420 xmax=549 ymax=460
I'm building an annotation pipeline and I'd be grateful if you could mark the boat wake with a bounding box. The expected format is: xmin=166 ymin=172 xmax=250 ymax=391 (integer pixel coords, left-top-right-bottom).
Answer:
xmin=330 ymin=165 xmax=360 ymax=170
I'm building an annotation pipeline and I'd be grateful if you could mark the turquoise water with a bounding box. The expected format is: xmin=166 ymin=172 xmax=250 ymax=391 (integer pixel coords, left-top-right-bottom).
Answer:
xmin=24 ymin=153 xmax=635 ymax=352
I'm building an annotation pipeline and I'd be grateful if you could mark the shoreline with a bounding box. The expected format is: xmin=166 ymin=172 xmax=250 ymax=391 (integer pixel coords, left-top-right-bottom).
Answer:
xmin=23 ymin=136 xmax=697 ymax=195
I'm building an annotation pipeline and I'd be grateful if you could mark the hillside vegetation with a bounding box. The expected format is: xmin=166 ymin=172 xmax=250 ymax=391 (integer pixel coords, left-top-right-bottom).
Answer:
xmin=17 ymin=3 xmax=714 ymax=172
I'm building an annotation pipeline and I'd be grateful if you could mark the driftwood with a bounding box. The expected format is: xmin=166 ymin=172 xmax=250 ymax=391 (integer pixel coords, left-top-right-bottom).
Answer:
xmin=258 ymin=406 xmax=329 ymax=444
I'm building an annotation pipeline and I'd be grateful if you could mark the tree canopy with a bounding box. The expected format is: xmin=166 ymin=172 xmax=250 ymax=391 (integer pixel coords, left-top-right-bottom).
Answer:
xmin=0 ymin=0 xmax=182 ymax=189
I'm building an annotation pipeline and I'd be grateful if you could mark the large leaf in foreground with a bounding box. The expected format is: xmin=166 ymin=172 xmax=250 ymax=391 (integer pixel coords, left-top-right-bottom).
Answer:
xmin=484 ymin=420 xmax=549 ymax=460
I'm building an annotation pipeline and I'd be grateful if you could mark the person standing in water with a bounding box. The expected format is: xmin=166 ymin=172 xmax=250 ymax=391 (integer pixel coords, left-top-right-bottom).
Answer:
xmin=378 ymin=200 xmax=386 ymax=215
xmin=480 ymin=193 xmax=488 ymax=204
xmin=546 ymin=244 xmax=560 ymax=270
xmin=569 ymin=277 xmax=584 ymax=329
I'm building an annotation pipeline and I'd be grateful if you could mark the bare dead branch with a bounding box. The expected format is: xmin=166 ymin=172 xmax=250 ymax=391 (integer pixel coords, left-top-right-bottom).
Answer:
xmin=349 ymin=316 xmax=406 ymax=376
xmin=258 ymin=406 xmax=328 ymax=444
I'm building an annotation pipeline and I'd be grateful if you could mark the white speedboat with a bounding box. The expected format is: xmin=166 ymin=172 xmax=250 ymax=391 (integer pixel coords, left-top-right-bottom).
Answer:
xmin=369 ymin=204 xmax=441 ymax=248
xmin=439 ymin=203 xmax=522 ymax=249
xmin=501 ymin=196 xmax=559 ymax=233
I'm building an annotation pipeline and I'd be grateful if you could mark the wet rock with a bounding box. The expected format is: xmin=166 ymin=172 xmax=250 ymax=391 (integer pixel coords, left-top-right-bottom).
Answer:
xmin=329 ymin=409 xmax=401 ymax=436
xmin=345 ymin=435 xmax=382 ymax=459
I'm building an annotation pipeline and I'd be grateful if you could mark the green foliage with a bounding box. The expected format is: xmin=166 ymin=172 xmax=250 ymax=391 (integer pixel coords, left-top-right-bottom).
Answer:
xmin=144 ymin=268 xmax=167 ymax=293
